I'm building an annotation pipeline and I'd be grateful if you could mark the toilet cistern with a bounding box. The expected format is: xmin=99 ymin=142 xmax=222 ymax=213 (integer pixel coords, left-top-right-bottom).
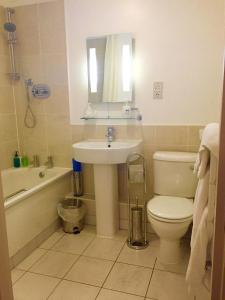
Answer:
xmin=106 ymin=126 xmax=115 ymax=144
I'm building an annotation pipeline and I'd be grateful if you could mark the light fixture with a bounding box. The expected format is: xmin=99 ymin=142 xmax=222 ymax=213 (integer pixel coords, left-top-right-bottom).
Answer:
xmin=122 ymin=44 xmax=131 ymax=92
xmin=89 ymin=48 xmax=98 ymax=93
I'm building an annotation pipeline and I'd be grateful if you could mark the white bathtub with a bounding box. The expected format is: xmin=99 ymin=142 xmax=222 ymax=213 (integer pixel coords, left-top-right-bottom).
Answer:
xmin=2 ymin=167 xmax=72 ymax=261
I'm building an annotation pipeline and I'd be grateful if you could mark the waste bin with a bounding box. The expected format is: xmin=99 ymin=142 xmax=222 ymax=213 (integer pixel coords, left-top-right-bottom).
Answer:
xmin=57 ymin=197 xmax=86 ymax=234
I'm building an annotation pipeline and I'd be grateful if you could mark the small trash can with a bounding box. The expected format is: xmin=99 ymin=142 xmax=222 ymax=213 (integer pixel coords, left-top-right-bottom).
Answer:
xmin=57 ymin=197 xmax=86 ymax=234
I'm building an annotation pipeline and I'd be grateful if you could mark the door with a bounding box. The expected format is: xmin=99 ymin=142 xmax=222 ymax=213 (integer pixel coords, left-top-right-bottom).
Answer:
xmin=211 ymin=65 xmax=225 ymax=300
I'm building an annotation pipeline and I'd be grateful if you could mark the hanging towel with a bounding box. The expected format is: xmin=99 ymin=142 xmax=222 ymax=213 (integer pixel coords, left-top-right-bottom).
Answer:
xmin=186 ymin=123 xmax=219 ymax=295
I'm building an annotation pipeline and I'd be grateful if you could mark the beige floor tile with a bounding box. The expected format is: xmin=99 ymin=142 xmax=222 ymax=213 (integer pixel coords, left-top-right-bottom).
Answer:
xmin=65 ymin=256 xmax=113 ymax=286
xmin=147 ymin=270 xmax=193 ymax=300
xmin=83 ymin=237 xmax=124 ymax=261
xmin=17 ymin=248 xmax=47 ymax=271
xmin=82 ymin=225 xmax=97 ymax=235
xmin=48 ymin=280 xmax=100 ymax=300
xmin=97 ymin=289 xmax=144 ymax=300
xmin=39 ymin=230 xmax=65 ymax=249
xmin=113 ymin=229 xmax=128 ymax=241
xmin=11 ymin=269 xmax=25 ymax=284
xmin=30 ymin=250 xmax=78 ymax=278
xmin=52 ymin=233 xmax=94 ymax=254
xmin=104 ymin=262 xmax=152 ymax=296
xmin=118 ymin=244 xmax=157 ymax=268
xmin=13 ymin=272 xmax=60 ymax=300
xmin=147 ymin=234 xmax=160 ymax=248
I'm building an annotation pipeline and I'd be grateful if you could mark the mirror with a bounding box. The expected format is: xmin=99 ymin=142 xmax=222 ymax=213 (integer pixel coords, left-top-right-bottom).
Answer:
xmin=87 ymin=33 xmax=134 ymax=103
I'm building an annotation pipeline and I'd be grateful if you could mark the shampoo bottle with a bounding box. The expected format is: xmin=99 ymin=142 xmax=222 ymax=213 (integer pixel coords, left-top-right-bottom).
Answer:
xmin=21 ymin=154 xmax=29 ymax=167
xmin=13 ymin=151 xmax=21 ymax=168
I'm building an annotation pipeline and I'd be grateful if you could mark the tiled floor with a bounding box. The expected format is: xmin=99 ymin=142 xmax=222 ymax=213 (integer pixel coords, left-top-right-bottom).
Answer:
xmin=12 ymin=226 xmax=195 ymax=300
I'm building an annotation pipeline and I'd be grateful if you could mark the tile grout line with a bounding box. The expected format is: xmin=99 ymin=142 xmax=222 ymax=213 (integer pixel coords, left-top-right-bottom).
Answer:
xmin=13 ymin=231 xmax=70 ymax=295
xmin=16 ymin=230 xmax=67 ymax=273
xmin=11 ymin=269 xmax=27 ymax=286
xmin=12 ymin=230 xmax=66 ymax=286
xmin=38 ymin=230 xmax=67 ymax=250
xmin=14 ymin=230 xmax=167 ymax=299
xmin=94 ymin=239 xmax=127 ymax=299
xmin=46 ymin=231 xmax=96 ymax=299
xmin=61 ymin=233 xmax=96 ymax=278
xmin=144 ymin=257 xmax=157 ymax=299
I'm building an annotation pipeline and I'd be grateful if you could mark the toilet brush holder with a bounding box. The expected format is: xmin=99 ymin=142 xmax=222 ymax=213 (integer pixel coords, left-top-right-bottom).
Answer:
xmin=131 ymin=206 xmax=144 ymax=241
xmin=126 ymin=153 xmax=149 ymax=250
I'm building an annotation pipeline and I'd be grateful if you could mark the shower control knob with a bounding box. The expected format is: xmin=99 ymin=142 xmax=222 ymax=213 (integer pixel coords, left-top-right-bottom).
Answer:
xmin=32 ymin=84 xmax=51 ymax=99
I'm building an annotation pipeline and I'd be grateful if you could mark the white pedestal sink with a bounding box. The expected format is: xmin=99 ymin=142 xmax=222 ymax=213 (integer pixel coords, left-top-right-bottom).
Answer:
xmin=72 ymin=139 xmax=142 ymax=238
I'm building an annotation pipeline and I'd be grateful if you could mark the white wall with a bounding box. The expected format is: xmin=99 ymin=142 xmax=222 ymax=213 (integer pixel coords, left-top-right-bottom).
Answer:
xmin=65 ymin=0 xmax=224 ymax=125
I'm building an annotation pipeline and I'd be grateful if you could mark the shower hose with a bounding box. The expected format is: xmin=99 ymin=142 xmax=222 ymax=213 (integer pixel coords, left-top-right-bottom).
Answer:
xmin=24 ymin=83 xmax=36 ymax=128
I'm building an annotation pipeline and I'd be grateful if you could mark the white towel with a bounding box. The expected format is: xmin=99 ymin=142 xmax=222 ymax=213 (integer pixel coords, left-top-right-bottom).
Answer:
xmin=194 ymin=123 xmax=219 ymax=178
xmin=191 ymin=169 xmax=210 ymax=248
xmin=187 ymin=206 xmax=209 ymax=294
xmin=186 ymin=123 xmax=219 ymax=295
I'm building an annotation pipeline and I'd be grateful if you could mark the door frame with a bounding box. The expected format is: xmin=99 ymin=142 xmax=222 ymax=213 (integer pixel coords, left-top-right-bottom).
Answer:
xmin=0 ymin=175 xmax=13 ymax=300
xmin=211 ymin=65 xmax=225 ymax=300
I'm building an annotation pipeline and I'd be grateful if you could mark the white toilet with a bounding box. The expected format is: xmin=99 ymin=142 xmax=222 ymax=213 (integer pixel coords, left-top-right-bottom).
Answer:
xmin=147 ymin=151 xmax=197 ymax=265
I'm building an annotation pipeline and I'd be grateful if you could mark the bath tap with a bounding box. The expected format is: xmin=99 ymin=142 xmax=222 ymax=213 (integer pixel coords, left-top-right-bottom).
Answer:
xmin=106 ymin=126 xmax=115 ymax=143
xmin=39 ymin=156 xmax=54 ymax=178
xmin=44 ymin=156 xmax=54 ymax=168
xmin=31 ymin=155 xmax=40 ymax=168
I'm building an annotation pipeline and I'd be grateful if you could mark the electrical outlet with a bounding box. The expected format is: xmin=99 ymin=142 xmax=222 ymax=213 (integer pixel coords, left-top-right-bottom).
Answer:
xmin=153 ymin=82 xmax=163 ymax=99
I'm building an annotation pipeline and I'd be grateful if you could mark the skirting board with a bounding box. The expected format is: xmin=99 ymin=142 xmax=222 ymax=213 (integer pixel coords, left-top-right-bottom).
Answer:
xmin=82 ymin=198 xmax=155 ymax=234
xmin=9 ymin=219 xmax=60 ymax=269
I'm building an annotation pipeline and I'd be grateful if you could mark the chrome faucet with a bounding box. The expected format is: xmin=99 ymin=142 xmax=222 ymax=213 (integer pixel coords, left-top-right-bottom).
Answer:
xmin=31 ymin=155 xmax=40 ymax=168
xmin=44 ymin=156 xmax=54 ymax=168
xmin=39 ymin=156 xmax=54 ymax=178
xmin=106 ymin=126 xmax=115 ymax=143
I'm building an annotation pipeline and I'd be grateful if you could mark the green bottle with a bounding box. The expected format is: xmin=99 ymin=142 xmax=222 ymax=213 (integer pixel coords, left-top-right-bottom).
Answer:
xmin=21 ymin=154 xmax=29 ymax=167
xmin=13 ymin=151 xmax=21 ymax=168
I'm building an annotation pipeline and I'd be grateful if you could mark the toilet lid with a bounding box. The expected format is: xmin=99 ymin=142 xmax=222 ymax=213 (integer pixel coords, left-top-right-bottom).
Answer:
xmin=147 ymin=196 xmax=193 ymax=220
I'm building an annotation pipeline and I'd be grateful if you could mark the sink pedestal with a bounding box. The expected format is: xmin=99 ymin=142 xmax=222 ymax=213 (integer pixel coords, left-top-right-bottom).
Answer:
xmin=93 ymin=164 xmax=119 ymax=238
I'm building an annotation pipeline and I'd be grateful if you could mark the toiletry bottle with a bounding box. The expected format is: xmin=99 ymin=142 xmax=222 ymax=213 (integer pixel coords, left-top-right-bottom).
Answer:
xmin=72 ymin=159 xmax=83 ymax=196
xmin=13 ymin=151 xmax=21 ymax=168
xmin=21 ymin=153 xmax=29 ymax=167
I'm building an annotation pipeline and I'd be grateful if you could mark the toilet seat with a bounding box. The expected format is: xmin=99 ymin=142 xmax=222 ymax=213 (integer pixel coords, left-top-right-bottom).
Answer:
xmin=147 ymin=195 xmax=193 ymax=223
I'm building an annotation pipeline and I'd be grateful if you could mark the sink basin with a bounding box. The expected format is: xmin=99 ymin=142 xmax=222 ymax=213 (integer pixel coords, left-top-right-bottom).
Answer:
xmin=72 ymin=139 xmax=142 ymax=164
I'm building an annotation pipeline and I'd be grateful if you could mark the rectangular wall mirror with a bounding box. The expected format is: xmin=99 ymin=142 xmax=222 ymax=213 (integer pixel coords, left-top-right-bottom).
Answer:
xmin=87 ymin=33 xmax=134 ymax=103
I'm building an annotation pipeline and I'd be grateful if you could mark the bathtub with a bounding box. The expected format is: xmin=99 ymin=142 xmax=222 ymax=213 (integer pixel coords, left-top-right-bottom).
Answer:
xmin=2 ymin=167 xmax=72 ymax=264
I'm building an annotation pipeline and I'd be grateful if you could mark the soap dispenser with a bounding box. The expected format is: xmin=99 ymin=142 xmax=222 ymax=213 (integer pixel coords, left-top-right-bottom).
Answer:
xmin=13 ymin=151 xmax=21 ymax=168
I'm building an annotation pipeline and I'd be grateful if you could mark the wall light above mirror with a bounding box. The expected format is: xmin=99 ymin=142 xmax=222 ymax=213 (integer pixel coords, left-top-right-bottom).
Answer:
xmin=87 ymin=33 xmax=134 ymax=103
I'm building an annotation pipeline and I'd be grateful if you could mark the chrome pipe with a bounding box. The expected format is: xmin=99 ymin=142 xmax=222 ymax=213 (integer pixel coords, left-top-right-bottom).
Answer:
xmin=5 ymin=8 xmax=20 ymax=80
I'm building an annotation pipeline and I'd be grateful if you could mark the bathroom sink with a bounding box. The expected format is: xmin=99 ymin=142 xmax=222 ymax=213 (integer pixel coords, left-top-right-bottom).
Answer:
xmin=72 ymin=138 xmax=143 ymax=238
xmin=72 ymin=139 xmax=142 ymax=164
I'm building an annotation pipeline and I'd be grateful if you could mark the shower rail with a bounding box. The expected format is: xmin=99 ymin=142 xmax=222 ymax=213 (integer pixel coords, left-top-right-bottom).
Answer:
xmin=5 ymin=8 xmax=20 ymax=81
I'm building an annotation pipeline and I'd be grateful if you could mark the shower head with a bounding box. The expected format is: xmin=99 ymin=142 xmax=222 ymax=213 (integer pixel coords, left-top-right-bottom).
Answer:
xmin=4 ymin=22 xmax=16 ymax=33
